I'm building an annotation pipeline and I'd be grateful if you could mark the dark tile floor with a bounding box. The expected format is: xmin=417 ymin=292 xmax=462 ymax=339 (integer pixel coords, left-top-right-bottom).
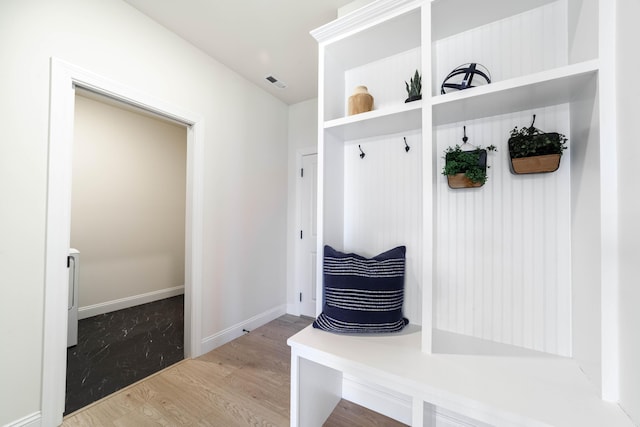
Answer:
xmin=65 ymin=295 xmax=184 ymax=415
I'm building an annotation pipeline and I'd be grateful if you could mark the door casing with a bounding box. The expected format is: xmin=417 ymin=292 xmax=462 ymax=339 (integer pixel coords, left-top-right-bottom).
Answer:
xmin=43 ymin=57 xmax=204 ymax=426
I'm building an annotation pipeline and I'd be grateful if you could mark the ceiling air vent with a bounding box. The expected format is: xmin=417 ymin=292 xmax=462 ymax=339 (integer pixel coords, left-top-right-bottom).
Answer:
xmin=265 ymin=74 xmax=287 ymax=89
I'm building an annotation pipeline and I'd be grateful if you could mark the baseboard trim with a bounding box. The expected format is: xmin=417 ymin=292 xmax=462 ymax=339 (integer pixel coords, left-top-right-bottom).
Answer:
xmin=286 ymin=303 xmax=299 ymax=316
xmin=431 ymin=406 xmax=487 ymax=427
xmin=343 ymin=376 xmax=483 ymax=427
xmin=342 ymin=375 xmax=412 ymax=425
xmin=78 ymin=286 xmax=185 ymax=319
xmin=3 ymin=412 xmax=41 ymax=427
xmin=200 ymin=305 xmax=287 ymax=354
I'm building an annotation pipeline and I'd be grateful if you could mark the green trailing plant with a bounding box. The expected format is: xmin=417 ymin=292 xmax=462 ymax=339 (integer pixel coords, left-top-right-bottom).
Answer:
xmin=405 ymin=69 xmax=422 ymax=100
xmin=442 ymin=144 xmax=497 ymax=184
xmin=508 ymin=117 xmax=567 ymax=159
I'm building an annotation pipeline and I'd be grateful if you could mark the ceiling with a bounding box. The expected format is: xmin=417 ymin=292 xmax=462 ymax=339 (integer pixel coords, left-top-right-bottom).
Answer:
xmin=123 ymin=0 xmax=356 ymax=105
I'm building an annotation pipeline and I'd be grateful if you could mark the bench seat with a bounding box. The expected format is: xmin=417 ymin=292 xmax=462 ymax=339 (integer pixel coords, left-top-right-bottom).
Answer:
xmin=288 ymin=324 xmax=634 ymax=427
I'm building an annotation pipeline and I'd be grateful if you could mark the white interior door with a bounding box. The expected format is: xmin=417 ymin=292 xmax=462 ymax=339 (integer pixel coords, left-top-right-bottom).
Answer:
xmin=299 ymin=153 xmax=318 ymax=317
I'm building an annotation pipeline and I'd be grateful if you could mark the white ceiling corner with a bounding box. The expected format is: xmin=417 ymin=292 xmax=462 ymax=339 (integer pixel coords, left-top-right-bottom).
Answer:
xmin=123 ymin=0 xmax=355 ymax=105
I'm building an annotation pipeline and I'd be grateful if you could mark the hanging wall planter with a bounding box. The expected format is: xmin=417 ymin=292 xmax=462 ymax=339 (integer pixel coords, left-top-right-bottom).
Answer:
xmin=446 ymin=172 xmax=485 ymax=189
xmin=442 ymin=127 xmax=496 ymax=189
xmin=508 ymin=115 xmax=568 ymax=174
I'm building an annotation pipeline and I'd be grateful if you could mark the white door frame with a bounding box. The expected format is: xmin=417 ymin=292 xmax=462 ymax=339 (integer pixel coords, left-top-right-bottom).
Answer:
xmin=295 ymin=147 xmax=318 ymax=316
xmin=42 ymin=57 xmax=204 ymax=426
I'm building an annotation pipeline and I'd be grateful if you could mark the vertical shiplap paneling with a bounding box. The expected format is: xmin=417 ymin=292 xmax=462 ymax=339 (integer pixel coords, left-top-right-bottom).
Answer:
xmin=434 ymin=107 xmax=571 ymax=356
xmin=345 ymin=48 xmax=421 ymax=113
xmin=343 ymin=130 xmax=422 ymax=325
xmin=432 ymin=1 xmax=568 ymax=96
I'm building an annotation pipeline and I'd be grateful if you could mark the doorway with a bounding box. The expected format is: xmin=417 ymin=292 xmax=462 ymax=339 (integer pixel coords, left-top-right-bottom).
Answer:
xmin=64 ymin=91 xmax=188 ymax=414
xmin=43 ymin=58 xmax=204 ymax=426
xmin=296 ymin=152 xmax=318 ymax=317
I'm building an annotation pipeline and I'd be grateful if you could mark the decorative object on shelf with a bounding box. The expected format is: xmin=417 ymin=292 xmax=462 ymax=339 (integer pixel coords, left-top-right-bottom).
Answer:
xmin=403 ymin=136 xmax=410 ymax=152
xmin=441 ymin=63 xmax=491 ymax=95
xmin=404 ymin=69 xmax=422 ymax=103
xmin=442 ymin=126 xmax=497 ymax=188
xmin=313 ymin=245 xmax=409 ymax=334
xmin=358 ymin=144 xmax=366 ymax=159
xmin=508 ymin=114 xmax=568 ymax=174
xmin=348 ymin=85 xmax=374 ymax=115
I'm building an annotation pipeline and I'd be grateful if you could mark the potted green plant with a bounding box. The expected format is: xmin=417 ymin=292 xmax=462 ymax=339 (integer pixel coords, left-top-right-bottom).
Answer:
xmin=508 ymin=115 xmax=568 ymax=174
xmin=442 ymin=143 xmax=497 ymax=189
xmin=404 ymin=69 xmax=421 ymax=103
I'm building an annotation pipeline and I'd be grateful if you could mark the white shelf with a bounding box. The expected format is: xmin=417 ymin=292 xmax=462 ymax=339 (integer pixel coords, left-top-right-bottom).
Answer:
xmin=324 ymin=100 xmax=422 ymax=140
xmin=431 ymin=60 xmax=599 ymax=126
xmin=432 ymin=60 xmax=599 ymax=126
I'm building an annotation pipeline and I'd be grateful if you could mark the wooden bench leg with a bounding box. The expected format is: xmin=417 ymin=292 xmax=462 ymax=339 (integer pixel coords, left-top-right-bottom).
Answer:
xmin=290 ymin=350 xmax=342 ymax=427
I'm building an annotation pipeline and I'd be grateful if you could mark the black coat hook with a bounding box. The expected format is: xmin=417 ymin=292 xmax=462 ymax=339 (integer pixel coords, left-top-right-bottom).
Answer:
xmin=358 ymin=144 xmax=365 ymax=159
xmin=404 ymin=137 xmax=410 ymax=152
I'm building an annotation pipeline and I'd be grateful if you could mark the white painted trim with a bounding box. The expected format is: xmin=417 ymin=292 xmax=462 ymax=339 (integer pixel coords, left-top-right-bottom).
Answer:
xmin=342 ymin=376 xmax=485 ymax=427
xmin=2 ymin=412 xmax=41 ymax=427
xmin=200 ymin=305 xmax=286 ymax=354
xmin=598 ymin=0 xmax=620 ymax=402
xmin=342 ymin=375 xmax=412 ymax=425
xmin=434 ymin=406 xmax=488 ymax=427
xmin=43 ymin=57 xmax=204 ymax=427
xmin=310 ymin=0 xmax=422 ymax=43
xmin=286 ymin=303 xmax=299 ymax=315
xmin=78 ymin=286 xmax=185 ymax=319
xmin=420 ymin=0 xmax=433 ymax=355
xmin=294 ymin=147 xmax=318 ymax=318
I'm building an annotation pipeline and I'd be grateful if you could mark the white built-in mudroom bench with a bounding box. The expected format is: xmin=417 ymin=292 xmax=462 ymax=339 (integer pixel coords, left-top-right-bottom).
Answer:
xmin=289 ymin=325 xmax=633 ymax=426
xmin=288 ymin=0 xmax=634 ymax=426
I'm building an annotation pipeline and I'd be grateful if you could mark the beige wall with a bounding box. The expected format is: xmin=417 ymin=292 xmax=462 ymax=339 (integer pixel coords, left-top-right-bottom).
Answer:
xmin=72 ymin=94 xmax=186 ymax=309
xmin=0 ymin=0 xmax=288 ymax=423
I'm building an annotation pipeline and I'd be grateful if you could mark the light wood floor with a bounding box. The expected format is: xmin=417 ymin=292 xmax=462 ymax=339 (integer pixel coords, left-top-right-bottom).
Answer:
xmin=62 ymin=314 xmax=406 ymax=426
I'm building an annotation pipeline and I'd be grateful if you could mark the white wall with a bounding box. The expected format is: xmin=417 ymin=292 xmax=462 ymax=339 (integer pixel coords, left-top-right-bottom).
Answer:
xmin=286 ymin=99 xmax=318 ymax=313
xmin=72 ymin=94 xmax=186 ymax=309
xmin=435 ymin=108 xmax=572 ymax=356
xmin=616 ymin=0 xmax=640 ymax=422
xmin=0 ymin=0 xmax=288 ymax=424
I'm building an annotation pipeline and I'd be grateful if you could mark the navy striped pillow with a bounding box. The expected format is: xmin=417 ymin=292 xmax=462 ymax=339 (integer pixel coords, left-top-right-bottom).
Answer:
xmin=313 ymin=245 xmax=409 ymax=333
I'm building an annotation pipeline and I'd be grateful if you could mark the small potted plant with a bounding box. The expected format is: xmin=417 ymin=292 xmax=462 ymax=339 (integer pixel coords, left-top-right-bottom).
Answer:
xmin=442 ymin=145 xmax=497 ymax=188
xmin=404 ymin=69 xmax=421 ymax=103
xmin=442 ymin=127 xmax=496 ymax=189
xmin=508 ymin=115 xmax=568 ymax=174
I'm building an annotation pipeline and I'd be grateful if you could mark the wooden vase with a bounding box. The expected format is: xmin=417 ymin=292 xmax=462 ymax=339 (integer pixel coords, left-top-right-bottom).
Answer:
xmin=510 ymin=154 xmax=561 ymax=174
xmin=348 ymin=86 xmax=374 ymax=116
